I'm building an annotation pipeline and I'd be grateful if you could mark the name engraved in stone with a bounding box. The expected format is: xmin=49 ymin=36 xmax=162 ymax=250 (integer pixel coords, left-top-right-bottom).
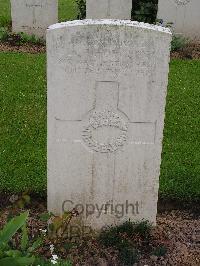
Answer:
xmin=57 ymin=54 xmax=153 ymax=75
xmin=26 ymin=4 xmax=44 ymax=8
xmin=21 ymin=25 xmax=44 ymax=30
xmin=174 ymin=0 xmax=191 ymax=6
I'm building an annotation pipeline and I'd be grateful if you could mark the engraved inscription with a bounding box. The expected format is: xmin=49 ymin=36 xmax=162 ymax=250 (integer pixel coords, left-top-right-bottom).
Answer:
xmin=53 ymin=30 xmax=156 ymax=76
xmin=82 ymin=110 xmax=128 ymax=153
xmin=174 ymin=0 xmax=191 ymax=6
xmin=26 ymin=4 xmax=43 ymax=8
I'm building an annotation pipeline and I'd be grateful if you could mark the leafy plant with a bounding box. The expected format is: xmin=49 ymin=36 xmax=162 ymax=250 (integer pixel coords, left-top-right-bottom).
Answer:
xmin=39 ymin=212 xmax=52 ymax=222
xmin=152 ymin=245 xmax=167 ymax=257
xmin=0 ymin=27 xmax=9 ymax=42
xmin=0 ymin=211 xmax=43 ymax=265
xmin=14 ymin=191 xmax=31 ymax=209
xmin=171 ymin=35 xmax=188 ymax=52
xmin=0 ymin=212 xmax=29 ymax=248
xmin=0 ymin=16 xmax=10 ymax=27
xmin=75 ymin=0 xmax=86 ymax=19
xmin=0 ymin=212 xmax=35 ymax=265
xmin=19 ymin=32 xmax=45 ymax=45
xmin=99 ymin=220 xmax=152 ymax=265
xmin=132 ymin=220 xmax=151 ymax=239
xmin=35 ymin=257 xmax=72 ymax=266
xmin=47 ymin=210 xmax=79 ymax=238
xmin=132 ymin=0 xmax=158 ymax=24
xmin=0 ymin=256 xmax=35 ymax=266
xmin=0 ymin=27 xmax=45 ymax=45
xmin=0 ymin=211 xmax=73 ymax=265
xmin=120 ymin=246 xmax=139 ymax=265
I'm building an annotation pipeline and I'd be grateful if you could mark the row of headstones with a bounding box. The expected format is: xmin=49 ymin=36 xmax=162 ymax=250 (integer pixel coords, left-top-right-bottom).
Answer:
xmin=11 ymin=0 xmax=200 ymax=39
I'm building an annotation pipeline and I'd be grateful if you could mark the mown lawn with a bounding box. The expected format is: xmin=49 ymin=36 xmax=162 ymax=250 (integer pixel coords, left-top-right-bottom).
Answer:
xmin=160 ymin=60 xmax=200 ymax=200
xmin=0 ymin=0 xmax=78 ymax=26
xmin=0 ymin=53 xmax=46 ymax=192
xmin=59 ymin=0 xmax=78 ymax=21
xmin=0 ymin=52 xmax=199 ymax=200
xmin=0 ymin=0 xmax=10 ymax=26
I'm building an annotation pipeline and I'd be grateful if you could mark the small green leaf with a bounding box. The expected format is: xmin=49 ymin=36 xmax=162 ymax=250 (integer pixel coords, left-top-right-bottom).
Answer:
xmin=0 ymin=249 xmax=4 ymax=259
xmin=22 ymin=195 xmax=31 ymax=204
xmin=5 ymin=250 xmax=22 ymax=257
xmin=0 ymin=256 xmax=35 ymax=266
xmin=16 ymin=199 xmax=24 ymax=208
xmin=61 ymin=260 xmax=72 ymax=266
xmin=21 ymin=223 xmax=28 ymax=251
xmin=39 ymin=212 xmax=52 ymax=222
xmin=0 ymin=212 xmax=29 ymax=248
xmin=16 ymin=256 xmax=35 ymax=266
xmin=0 ymin=257 xmax=20 ymax=266
xmin=28 ymin=237 xmax=43 ymax=253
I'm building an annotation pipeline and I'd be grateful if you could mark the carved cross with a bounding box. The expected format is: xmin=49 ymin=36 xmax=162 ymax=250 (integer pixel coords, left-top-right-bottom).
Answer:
xmin=25 ymin=3 xmax=43 ymax=25
xmin=56 ymin=81 xmax=156 ymax=153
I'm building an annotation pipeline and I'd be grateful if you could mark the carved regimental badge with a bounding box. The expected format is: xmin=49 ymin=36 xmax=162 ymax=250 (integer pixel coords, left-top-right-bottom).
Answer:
xmin=81 ymin=81 xmax=156 ymax=153
xmin=81 ymin=81 xmax=129 ymax=153
xmin=82 ymin=109 xmax=128 ymax=153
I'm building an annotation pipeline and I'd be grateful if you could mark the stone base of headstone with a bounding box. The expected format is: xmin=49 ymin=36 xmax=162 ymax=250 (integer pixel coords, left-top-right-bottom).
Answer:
xmin=11 ymin=0 xmax=58 ymax=39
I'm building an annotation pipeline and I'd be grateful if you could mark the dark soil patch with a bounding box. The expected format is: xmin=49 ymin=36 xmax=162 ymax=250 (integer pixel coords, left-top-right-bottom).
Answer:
xmin=0 ymin=42 xmax=45 ymax=53
xmin=0 ymin=193 xmax=199 ymax=265
xmin=158 ymin=198 xmax=200 ymax=218
xmin=171 ymin=41 xmax=200 ymax=60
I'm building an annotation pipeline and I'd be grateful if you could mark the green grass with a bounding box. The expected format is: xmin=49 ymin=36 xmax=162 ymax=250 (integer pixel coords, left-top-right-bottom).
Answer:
xmin=0 ymin=0 xmax=10 ymax=27
xmin=160 ymin=60 xmax=200 ymax=200
xmin=0 ymin=0 xmax=78 ymax=27
xmin=59 ymin=0 xmax=78 ymax=21
xmin=0 ymin=53 xmax=46 ymax=192
xmin=0 ymin=53 xmax=200 ymax=200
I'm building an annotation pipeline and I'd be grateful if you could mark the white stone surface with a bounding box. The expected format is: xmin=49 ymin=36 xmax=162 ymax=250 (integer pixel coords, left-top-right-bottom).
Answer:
xmin=47 ymin=20 xmax=171 ymax=229
xmin=86 ymin=0 xmax=132 ymax=19
xmin=157 ymin=0 xmax=200 ymax=40
xmin=11 ymin=0 xmax=58 ymax=38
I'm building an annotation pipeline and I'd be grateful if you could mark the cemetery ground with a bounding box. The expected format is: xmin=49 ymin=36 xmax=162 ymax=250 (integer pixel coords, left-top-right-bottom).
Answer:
xmin=0 ymin=2 xmax=200 ymax=266
xmin=0 ymin=193 xmax=199 ymax=266
xmin=0 ymin=52 xmax=199 ymax=265
xmin=0 ymin=54 xmax=199 ymax=200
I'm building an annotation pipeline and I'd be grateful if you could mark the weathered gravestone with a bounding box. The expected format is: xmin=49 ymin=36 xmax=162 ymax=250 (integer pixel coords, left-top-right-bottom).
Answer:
xmin=11 ymin=0 xmax=58 ymax=38
xmin=86 ymin=0 xmax=132 ymax=19
xmin=47 ymin=18 xmax=171 ymax=229
xmin=157 ymin=0 xmax=200 ymax=40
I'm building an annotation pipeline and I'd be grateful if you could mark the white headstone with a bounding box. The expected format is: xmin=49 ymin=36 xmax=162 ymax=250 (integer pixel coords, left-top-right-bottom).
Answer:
xmin=11 ymin=0 xmax=58 ymax=38
xmin=157 ymin=0 xmax=200 ymax=40
xmin=86 ymin=0 xmax=132 ymax=19
xmin=47 ymin=20 xmax=171 ymax=229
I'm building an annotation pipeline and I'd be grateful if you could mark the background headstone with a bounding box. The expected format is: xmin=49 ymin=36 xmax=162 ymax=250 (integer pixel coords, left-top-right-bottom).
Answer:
xmin=11 ymin=0 xmax=58 ymax=38
xmin=47 ymin=20 xmax=171 ymax=229
xmin=86 ymin=0 xmax=132 ymax=19
xmin=157 ymin=0 xmax=200 ymax=40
